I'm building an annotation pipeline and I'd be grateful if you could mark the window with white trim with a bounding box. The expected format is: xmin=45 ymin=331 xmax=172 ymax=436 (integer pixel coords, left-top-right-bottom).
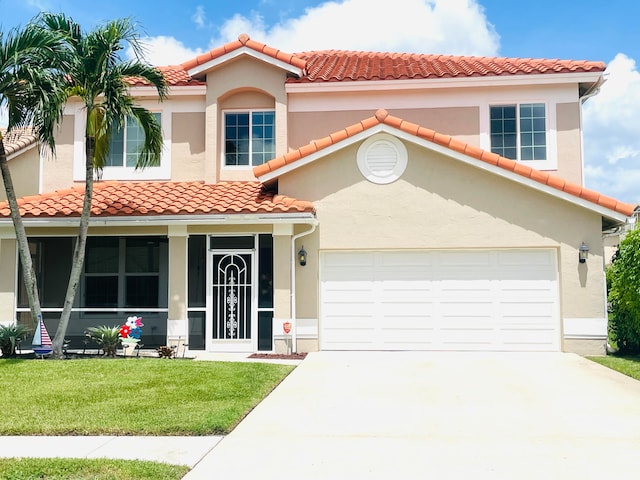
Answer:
xmin=224 ymin=110 xmax=275 ymax=166
xmin=490 ymin=103 xmax=546 ymax=161
xmin=106 ymin=113 xmax=162 ymax=168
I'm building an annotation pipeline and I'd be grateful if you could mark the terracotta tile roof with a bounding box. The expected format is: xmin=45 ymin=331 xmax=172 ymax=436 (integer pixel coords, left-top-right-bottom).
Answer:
xmin=254 ymin=109 xmax=635 ymax=217
xmin=180 ymin=33 xmax=306 ymax=73
xmin=142 ymin=37 xmax=605 ymax=88
xmin=290 ymin=50 xmax=606 ymax=82
xmin=126 ymin=66 xmax=205 ymax=87
xmin=0 ymin=181 xmax=314 ymax=219
xmin=1 ymin=127 xmax=38 ymax=156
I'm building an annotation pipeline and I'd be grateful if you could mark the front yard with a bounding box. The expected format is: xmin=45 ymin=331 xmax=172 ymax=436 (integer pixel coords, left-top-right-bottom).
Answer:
xmin=0 ymin=357 xmax=294 ymax=435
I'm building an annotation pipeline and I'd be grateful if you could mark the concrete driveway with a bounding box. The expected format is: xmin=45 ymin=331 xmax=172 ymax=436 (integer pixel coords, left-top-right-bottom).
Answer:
xmin=185 ymin=352 xmax=640 ymax=479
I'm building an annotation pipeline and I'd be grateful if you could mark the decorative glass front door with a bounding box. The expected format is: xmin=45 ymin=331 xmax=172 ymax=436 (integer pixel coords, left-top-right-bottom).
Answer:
xmin=209 ymin=251 xmax=254 ymax=351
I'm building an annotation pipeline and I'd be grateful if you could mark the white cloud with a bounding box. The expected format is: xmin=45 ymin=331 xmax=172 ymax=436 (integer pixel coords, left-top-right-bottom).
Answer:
xmin=209 ymin=0 xmax=499 ymax=55
xmin=129 ymin=36 xmax=204 ymax=66
xmin=583 ymin=53 xmax=640 ymax=204
xmin=192 ymin=5 xmax=206 ymax=29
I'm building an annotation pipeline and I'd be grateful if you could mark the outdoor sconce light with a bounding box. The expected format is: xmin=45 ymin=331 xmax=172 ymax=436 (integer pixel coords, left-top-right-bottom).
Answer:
xmin=298 ymin=246 xmax=307 ymax=266
xmin=579 ymin=242 xmax=589 ymax=264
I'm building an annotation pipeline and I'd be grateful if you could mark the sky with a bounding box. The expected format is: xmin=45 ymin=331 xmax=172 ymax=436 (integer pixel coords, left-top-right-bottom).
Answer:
xmin=1 ymin=0 xmax=639 ymax=204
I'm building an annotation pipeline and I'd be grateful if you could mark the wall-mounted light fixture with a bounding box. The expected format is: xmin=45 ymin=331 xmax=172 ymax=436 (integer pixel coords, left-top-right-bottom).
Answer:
xmin=298 ymin=246 xmax=307 ymax=266
xmin=579 ymin=242 xmax=589 ymax=264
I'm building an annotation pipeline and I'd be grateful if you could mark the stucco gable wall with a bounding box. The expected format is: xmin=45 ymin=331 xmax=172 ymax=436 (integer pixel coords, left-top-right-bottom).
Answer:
xmin=279 ymin=139 xmax=606 ymax=324
xmin=205 ymin=56 xmax=288 ymax=183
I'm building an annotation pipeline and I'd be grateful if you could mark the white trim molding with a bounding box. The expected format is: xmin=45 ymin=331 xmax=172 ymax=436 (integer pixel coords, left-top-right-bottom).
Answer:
xmin=563 ymin=317 xmax=607 ymax=339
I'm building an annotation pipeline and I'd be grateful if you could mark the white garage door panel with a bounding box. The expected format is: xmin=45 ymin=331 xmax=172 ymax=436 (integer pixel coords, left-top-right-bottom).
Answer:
xmin=320 ymin=250 xmax=560 ymax=351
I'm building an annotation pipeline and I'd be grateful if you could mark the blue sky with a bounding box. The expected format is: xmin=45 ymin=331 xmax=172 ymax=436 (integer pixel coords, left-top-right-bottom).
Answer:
xmin=1 ymin=0 xmax=639 ymax=204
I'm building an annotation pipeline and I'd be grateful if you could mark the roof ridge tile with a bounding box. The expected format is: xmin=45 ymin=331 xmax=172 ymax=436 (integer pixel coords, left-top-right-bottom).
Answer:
xmin=180 ymin=34 xmax=307 ymax=73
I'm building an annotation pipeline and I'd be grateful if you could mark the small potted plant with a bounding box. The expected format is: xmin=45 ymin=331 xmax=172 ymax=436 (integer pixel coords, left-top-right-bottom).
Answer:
xmin=0 ymin=323 xmax=30 ymax=357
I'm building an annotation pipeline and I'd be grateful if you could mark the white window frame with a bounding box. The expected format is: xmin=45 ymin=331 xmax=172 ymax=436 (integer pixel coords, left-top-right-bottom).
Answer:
xmin=104 ymin=112 xmax=162 ymax=169
xmin=222 ymin=108 xmax=276 ymax=169
xmin=72 ymin=103 xmax=171 ymax=181
xmin=480 ymin=99 xmax=557 ymax=171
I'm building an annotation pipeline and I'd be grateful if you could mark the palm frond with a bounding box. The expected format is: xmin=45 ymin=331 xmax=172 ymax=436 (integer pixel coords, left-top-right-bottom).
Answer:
xmin=128 ymin=106 xmax=163 ymax=170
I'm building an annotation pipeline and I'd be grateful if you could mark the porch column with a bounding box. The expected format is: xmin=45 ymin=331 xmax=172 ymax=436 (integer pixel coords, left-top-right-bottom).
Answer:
xmin=272 ymin=224 xmax=292 ymax=353
xmin=0 ymin=231 xmax=17 ymax=324
xmin=167 ymin=225 xmax=188 ymax=348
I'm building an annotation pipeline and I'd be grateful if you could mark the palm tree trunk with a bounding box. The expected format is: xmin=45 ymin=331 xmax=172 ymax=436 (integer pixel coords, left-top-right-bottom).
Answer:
xmin=0 ymin=136 xmax=43 ymax=330
xmin=52 ymin=134 xmax=95 ymax=358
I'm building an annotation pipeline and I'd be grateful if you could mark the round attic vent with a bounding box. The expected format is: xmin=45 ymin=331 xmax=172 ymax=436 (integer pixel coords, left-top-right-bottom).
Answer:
xmin=356 ymin=133 xmax=407 ymax=184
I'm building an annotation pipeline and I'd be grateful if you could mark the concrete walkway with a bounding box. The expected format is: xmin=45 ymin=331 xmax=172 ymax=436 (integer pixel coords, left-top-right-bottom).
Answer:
xmin=0 ymin=435 xmax=221 ymax=468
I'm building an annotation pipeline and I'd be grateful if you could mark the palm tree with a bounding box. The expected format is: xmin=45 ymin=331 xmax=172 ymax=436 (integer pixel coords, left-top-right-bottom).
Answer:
xmin=37 ymin=13 xmax=167 ymax=358
xmin=0 ymin=22 xmax=66 ymax=335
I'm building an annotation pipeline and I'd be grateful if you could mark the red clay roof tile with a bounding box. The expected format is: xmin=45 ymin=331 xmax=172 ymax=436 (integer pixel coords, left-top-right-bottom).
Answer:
xmin=254 ymin=110 xmax=636 ymax=217
xmin=290 ymin=51 xmax=605 ymax=83
xmin=126 ymin=66 xmax=205 ymax=87
xmin=180 ymin=34 xmax=306 ymax=74
xmin=1 ymin=127 xmax=38 ymax=156
xmin=147 ymin=39 xmax=605 ymax=89
xmin=0 ymin=181 xmax=314 ymax=219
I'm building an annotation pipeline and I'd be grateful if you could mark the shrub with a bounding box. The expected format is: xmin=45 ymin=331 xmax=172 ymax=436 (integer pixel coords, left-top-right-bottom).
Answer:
xmin=607 ymin=228 xmax=640 ymax=353
xmin=0 ymin=323 xmax=30 ymax=357
xmin=85 ymin=325 xmax=121 ymax=357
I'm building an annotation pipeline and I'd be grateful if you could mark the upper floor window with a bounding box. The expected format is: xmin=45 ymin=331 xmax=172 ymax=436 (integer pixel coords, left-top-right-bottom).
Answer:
xmin=224 ymin=110 xmax=275 ymax=166
xmin=107 ymin=113 xmax=162 ymax=168
xmin=490 ymin=103 xmax=546 ymax=161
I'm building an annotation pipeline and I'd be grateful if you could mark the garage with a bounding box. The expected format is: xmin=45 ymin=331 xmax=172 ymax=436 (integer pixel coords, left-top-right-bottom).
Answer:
xmin=320 ymin=249 xmax=560 ymax=351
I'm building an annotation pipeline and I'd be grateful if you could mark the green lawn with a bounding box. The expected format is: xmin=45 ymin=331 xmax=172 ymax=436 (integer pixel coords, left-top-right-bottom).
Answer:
xmin=0 ymin=358 xmax=294 ymax=435
xmin=588 ymin=355 xmax=640 ymax=381
xmin=0 ymin=458 xmax=189 ymax=480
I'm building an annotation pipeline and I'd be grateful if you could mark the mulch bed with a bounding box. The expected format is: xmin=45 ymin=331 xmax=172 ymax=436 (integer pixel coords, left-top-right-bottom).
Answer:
xmin=248 ymin=352 xmax=308 ymax=360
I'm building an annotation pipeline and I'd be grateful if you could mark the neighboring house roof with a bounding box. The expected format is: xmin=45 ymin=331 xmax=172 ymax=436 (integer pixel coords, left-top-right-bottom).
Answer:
xmin=157 ymin=34 xmax=604 ymax=86
xmin=253 ymin=109 xmax=636 ymax=219
xmin=1 ymin=127 xmax=38 ymax=157
xmin=291 ymin=51 xmax=606 ymax=82
xmin=0 ymin=181 xmax=314 ymax=219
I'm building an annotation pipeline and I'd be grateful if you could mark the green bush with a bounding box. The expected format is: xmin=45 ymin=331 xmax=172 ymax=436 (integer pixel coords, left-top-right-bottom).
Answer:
xmin=0 ymin=323 xmax=30 ymax=357
xmin=85 ymin=325 xmax=121 ymax=357
xmin=607 ymin=228 xmax=640 ymax=353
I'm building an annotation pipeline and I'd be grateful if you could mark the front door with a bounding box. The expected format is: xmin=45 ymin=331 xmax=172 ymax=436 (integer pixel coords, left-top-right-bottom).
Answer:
xmin=208 ymin=251 xmax=255 ymax=352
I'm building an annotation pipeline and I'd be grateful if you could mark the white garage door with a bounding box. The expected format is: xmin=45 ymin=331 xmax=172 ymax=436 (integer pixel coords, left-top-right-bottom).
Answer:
xmin=320 ymin=250 xmax=560 ymax=351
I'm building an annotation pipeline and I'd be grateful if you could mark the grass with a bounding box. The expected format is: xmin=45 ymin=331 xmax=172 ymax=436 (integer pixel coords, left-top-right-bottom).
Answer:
xmin=588 ymin=355 xmax=640 ymax=381
xmin=0 ymin=458 xmax=189 ymax=480
xmin=0 ymin=357 xmax=294 ymax=435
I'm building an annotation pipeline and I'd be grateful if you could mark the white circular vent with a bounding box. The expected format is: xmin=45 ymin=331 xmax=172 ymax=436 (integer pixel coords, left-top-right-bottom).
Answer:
xmin=356 ymin=133 xmax=407 ymax=184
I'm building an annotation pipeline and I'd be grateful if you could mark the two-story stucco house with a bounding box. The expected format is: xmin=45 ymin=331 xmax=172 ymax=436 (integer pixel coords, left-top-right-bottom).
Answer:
xmin=0 ymin=34 xmax=635 ymax=356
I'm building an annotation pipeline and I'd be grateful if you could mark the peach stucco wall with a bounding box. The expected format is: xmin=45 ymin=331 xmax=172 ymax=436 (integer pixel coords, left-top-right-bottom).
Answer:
xmin=288 ymin=107 xmax=479 ymax=151
xmin=171 ymin=112 xmax=206 ymax=181
xmin=1 ymin=147 xmax=40 ymax=201
xmin=555 ymin=102 xmax=582 ymax=184
xmin=204 ymin=56 xmax=288 ymax=183
xmin=279 ymin=135 xmax=607 ymax=330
